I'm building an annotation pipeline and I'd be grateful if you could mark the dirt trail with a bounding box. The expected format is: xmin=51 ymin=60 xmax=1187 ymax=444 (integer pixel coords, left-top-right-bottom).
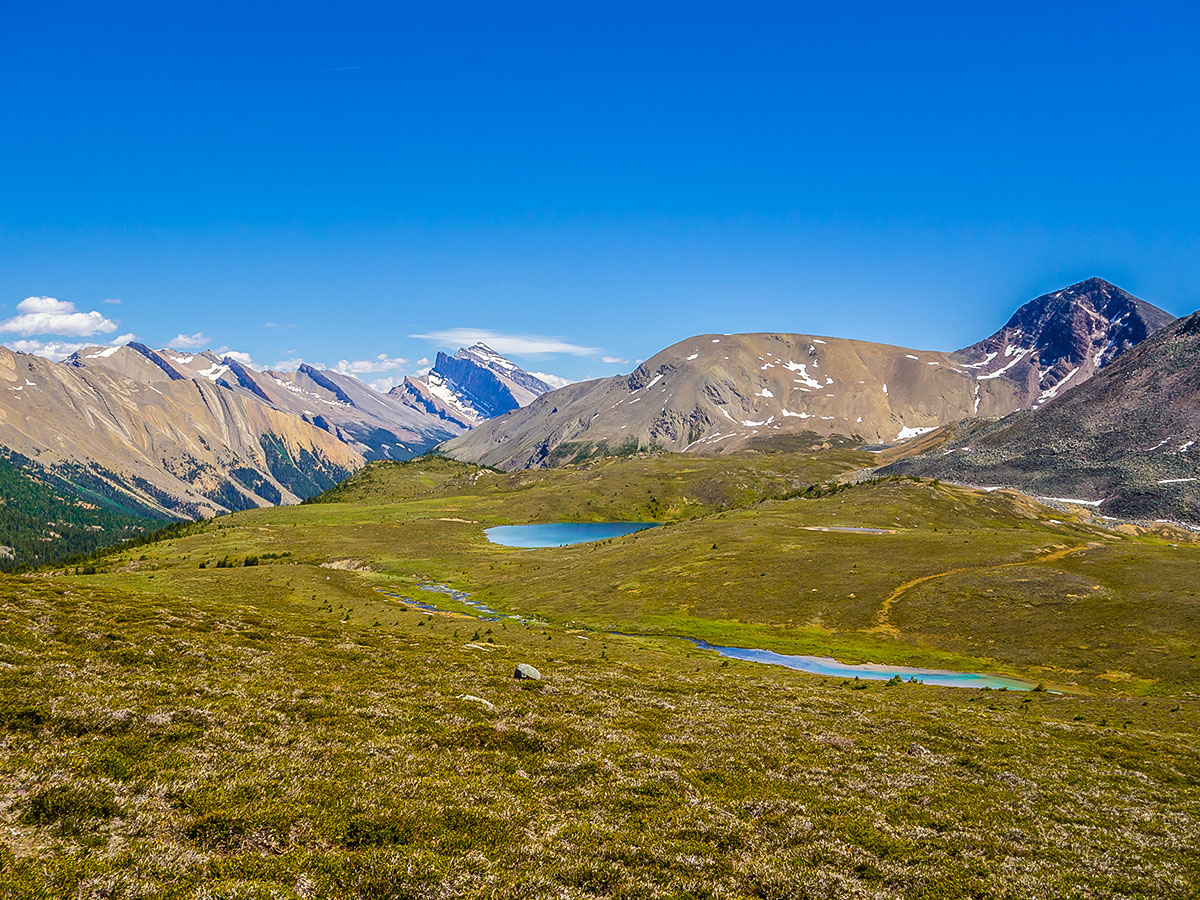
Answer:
xmin=870 ymin=544 xmax=1090 ymax=635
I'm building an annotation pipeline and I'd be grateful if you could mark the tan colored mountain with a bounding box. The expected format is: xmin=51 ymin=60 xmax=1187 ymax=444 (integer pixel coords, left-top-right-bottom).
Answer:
xmin=440 ymin=332 xmax=1025 ymax=469
xmin=440 ymin=279 xmax=1176 ymax=470
xmin=0 ymin=343 xmax=365 ymax=518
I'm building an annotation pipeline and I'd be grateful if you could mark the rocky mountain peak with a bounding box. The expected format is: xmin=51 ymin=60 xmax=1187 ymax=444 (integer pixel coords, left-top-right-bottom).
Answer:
xmin=886 ymin=306 xmax=1200 ymax=524
xmin=395 ymin=343 xmax=557 ymax=428
xmin=954 ymin=277 xmax=1175 ymax=407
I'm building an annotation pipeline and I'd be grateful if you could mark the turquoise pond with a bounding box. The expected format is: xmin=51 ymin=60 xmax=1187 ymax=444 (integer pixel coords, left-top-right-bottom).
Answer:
xmin=688 ymin=640 xmax=1035 ymax=690
xmin=484 ymin=522 xmax=658 ymax=548
xmin=377 ymin=583 xmax=1034 ymax=690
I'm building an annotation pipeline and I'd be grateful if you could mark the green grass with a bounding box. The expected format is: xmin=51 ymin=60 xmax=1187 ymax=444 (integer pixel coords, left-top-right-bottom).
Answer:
xmin=3 ymin=450 xmax=1199 ymax=896
xmin=82 ymin=455 xmax=1200 ymax=693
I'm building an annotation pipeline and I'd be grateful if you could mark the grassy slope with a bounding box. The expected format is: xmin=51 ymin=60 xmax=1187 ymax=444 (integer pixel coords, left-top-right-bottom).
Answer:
xmin=86 ymin=454 xmax=1200 ymax=694
xmin=2 ymin=451 xmax=1199 ymax=897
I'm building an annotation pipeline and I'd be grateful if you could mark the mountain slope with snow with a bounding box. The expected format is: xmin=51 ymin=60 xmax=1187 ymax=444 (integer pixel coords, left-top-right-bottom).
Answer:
xmin=1 ymin=344 xmax=364 ymax=519
xmin=439 ymin=332 xmax=1026 ymax=469
xmin=953 ymin=277 xmax=1174 ymax=407
xmin=392 ymin=342 xmax=555 ymax=426
xmin=439 ymin=279 xmax=1175 ymax=470
xmin=883 ymin=310 xmax=1200 ymax=523
xmin=0 ymin=338 xmax=560 ymax=532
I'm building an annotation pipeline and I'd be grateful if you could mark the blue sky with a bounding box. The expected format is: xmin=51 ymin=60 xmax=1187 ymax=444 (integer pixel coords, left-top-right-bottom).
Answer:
xmin=2 ymin=1 xmax=1198 ymax=387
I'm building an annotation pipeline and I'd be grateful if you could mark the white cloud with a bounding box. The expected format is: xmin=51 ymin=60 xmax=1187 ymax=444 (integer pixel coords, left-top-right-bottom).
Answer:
xmin=601 ymin=356 xmax=628 ymax=365
xmin=265 ymin=322 xmax=296 ymax=328
xmin=270 ymin=357 xmax=309 ymax=371
xmin=4 ymin=338 xmax=88 ymax=360
xmin=369 ymin=376 xmax=406 ymax=393
xmin=168 ymin=331 xmax=210 ymax=349
xmin=3 ymin=330 xmax=137 ymax=362
xmin=411 ymin=328 xmax=599 ymax=357
xmin=530 ymin=371 xmax=574 ymax=389
xmin=218 ymin=349 xmax=256 ymax=368
xmin=103 ymin=298 xmax=121 ymax=304
xmin=0 ymin=296 xmax=118 ymax=337
xmin=332 ymin=353 xmax=409 ymax=375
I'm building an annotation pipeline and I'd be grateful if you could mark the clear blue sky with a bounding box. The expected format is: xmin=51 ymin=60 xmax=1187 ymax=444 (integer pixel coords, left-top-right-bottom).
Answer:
xmin=2 ymin=1 xmax=1198 ymax=386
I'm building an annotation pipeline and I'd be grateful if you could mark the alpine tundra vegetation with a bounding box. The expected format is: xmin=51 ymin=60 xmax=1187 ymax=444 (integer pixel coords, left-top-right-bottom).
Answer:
xmin=2 ymin=453 xmax=1197 ymax=898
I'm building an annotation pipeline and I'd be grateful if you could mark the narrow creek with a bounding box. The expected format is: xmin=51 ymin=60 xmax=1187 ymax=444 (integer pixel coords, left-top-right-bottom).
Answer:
xmin=374 ymin=582 xmax=1034 ymax=691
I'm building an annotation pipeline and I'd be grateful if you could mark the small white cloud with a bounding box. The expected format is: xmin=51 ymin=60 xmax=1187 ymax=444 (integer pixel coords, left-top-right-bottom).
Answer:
xmin=411 ymin=328 xmax=599 ymax=357
xmin=530 ymin=371 xmax=574 ymax=389
xmin=271 ymin=357 xmax=309 ymax=371
xmin=333 ymin=353 xmax=409 ymax=376
xmin=4 ymin=338 xmax=89 ymax=360
xmin=369 ymin=375 xmax=407 ymax=393
xmin=103 ymin=298 xmax=121 ymax=304
xmin=218 ymin=349 xmax=256 ymax=368
xmin=110 ymin=333 xmax=137 ymax=346
xmin=265 ymin=322 xmax=296 ymax=328
xmin=601 ymin=356 xmax=628 ymax=365
xmin=168 ymin=331 xmax=209 ymax=349
xmin=0 ymin=296 xmax=118 ymax=337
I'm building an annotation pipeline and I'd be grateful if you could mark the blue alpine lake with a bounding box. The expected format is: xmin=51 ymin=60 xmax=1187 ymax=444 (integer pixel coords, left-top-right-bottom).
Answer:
xmin=687 ymin=639 xmax=1035 ymax=690
xmin=484 ymin=521 xmax=658 ymax=548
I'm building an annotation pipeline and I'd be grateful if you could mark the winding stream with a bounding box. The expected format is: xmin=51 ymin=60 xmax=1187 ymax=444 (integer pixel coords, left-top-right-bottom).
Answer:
xmin=374 ymin=580 xmax=1034 ymax=691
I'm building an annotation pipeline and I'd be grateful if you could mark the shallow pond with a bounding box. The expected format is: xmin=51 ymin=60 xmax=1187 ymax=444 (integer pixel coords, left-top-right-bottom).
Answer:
xmin=485 ymin=522 xmax=658 ymax=548
xmin=688 ymin=639 xmax=1034 ymax=690
xmin=802 ymin=526 xmax=893 ymax=534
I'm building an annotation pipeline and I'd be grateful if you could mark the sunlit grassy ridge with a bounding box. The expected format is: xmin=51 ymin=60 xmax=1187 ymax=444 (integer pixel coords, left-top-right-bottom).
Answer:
xmin=3 ymin=450 xmax=1198 ymax=897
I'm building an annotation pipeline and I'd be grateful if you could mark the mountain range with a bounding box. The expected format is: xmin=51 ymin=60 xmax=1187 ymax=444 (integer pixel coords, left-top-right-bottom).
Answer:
xmin=0 ymin=341 xmax=555 ymax=565
xmin=2 ymin=276 xmax=1193 ymax=565
xmin=440 ymin=278 xmax=1175 ymax=469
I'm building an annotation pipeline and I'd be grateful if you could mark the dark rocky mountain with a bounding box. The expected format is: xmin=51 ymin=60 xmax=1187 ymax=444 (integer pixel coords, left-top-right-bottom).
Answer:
xmin=439 ymin=279 xmax=1176 ymax=471
xmin=953 ymin=277 xmax=1175 ymax=408
xmin=882 ymin=311 xmax=1200 ymax=524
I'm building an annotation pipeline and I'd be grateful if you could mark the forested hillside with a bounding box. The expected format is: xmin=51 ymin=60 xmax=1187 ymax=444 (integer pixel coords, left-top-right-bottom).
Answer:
xmin=0 ymin=451 xmax=164 ymax=571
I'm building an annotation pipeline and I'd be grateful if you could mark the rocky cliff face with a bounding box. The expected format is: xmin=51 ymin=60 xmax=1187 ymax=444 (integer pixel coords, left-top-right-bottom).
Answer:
xmin=953 ymin=277 xmax=1174 ymax=407
xmin=883 ymin=311 xmax=1200 ymax=524
xmin=392 ymin=343 xmax=555 ymax=427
